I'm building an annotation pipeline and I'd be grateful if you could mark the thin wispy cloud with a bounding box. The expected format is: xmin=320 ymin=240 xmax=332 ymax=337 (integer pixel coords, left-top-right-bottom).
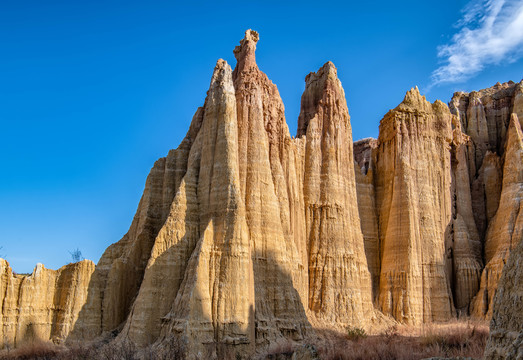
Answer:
xmin=431 ymin=0 xmax=523 ymax=86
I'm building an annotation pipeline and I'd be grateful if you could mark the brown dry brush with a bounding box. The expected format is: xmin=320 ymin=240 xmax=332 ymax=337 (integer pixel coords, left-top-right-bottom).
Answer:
xmin=305 ymin=323 xmax=489 ymax=360
xmin=0 ymin=322 xmax=488 ymax=360
xmin=0 ymin=338 xmax=186 ymax=360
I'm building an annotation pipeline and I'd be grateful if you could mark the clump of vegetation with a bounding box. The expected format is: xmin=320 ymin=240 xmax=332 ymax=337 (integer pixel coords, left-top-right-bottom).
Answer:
xmin=345 ymin=326 xmax=367 ymax=341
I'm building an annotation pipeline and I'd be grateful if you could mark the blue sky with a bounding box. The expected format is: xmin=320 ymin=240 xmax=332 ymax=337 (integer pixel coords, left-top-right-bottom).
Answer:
xmin=1 ymin=0 xmax=522 ymax=272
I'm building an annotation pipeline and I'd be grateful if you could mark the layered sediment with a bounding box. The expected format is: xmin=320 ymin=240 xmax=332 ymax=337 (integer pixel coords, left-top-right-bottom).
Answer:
xmin=484 ymin=229 xmax=523 ymax=360
xmin=0 ymin=259 xmax=94 ymax=346
xmin=374 ymin=88 xmax=455 ymax=324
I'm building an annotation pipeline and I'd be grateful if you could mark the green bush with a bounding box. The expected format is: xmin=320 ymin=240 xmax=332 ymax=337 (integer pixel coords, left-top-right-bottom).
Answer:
xmin=346 ymin=326 xmax=367 ymax=341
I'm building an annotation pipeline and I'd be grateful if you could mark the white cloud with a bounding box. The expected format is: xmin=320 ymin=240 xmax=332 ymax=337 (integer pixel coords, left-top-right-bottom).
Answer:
xmin=431 ymin=0 xmax=523 ymax=85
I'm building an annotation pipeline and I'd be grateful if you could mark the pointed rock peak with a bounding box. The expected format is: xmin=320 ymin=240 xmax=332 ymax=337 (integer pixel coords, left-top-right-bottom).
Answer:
xmin=297 ymin=61 xmax=347 ymax=136
xmin=403 ymin=86 xmax=423 ymax=102
xmin=399 ymin=86 xmax=432 ymax=112
xmin=469 ymin=91 xmax=482 ymax=104
xmin=34 ymin=263 xmax=45 ymax=274
xmin=209 ymin=59 xmax=233 ymax=93
xmin=305 ymin=61 xmax=339 ymax=86
xmin=432 ymin=99 xmax=450 ymax=115
xmin=215 ymin=58 xmax=229 ymax=71
xmin=233 ymin=29 xmax=259 ymax=72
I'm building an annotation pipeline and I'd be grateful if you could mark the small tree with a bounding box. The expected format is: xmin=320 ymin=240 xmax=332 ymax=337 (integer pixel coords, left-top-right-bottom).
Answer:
xmin=69 ymin=248 xmax=84 ymax=262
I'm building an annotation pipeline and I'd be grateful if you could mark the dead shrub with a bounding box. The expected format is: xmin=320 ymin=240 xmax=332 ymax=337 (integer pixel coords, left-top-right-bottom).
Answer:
xmin=0 ymin=340 xmax=61 ymax=360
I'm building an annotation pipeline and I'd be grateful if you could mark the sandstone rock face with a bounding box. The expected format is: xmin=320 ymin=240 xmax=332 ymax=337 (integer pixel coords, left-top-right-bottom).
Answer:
xmin=353 ymin=138 xmax=380 ymax=300
xmin=471 ymin=115 xmax=523 ymax=318
xmin=449 ymin=81 xmax=522 ymax=242
xmin=102 ymin=30 xmax=375 ymax=357
xmin=231 ymin=30 xmax=311 ymax=347
xmin=0 ymin=259 xmax=94 ymax=347
xmin=449 ymin=121 xmax=483 ymax=313
xmin=298 ymin=62 xmax=374 ymax=327
xmin=87 ymin=30 xmax=372 ymax=358
xmin=1 ymin=30 xmax=522 ymax=357
xmin=118 ymin=60 xmax=255 ymax=355
xmin=374 ymin=88 xmax=455 ymax=324
xmin=449 ymin=81 xmax=523 ymax=318
xmin=483 ymin=232 xmax=523 ymax=360
xmin=71 ymin=104 xmax=204 ymax=340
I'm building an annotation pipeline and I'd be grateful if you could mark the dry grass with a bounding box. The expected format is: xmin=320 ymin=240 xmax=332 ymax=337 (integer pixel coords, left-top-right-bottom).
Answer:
xmin=0 ymin=340 xmax=63 ymax=360
xmin=306 ymin=320 xmax=489 ymax=360
xmin=0 ymin=339 xmax=183 ymax=360
xmin=263 ymin=339 xmax=295 ymax=359
xmin=0 ymin=320 xmax=489 ymax=360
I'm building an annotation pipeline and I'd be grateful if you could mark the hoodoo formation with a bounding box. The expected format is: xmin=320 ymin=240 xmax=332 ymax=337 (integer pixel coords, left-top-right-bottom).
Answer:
xmin=1 ymin=30 xmax=522 ymax=358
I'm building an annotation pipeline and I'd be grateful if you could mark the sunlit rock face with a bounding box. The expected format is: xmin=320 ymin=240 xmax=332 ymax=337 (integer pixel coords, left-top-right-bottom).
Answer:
xmin=71 ymin=30 xmax=374 ymax=358
xmin=1 ymin=30 xmax=521 ymax=359
xmin=448 ymin=82 xmax=523 ymax=319
xmin=0 ymin=259 xmax=94 ymax=347
xmin=373 ymin=88 xmax=456 ymax=324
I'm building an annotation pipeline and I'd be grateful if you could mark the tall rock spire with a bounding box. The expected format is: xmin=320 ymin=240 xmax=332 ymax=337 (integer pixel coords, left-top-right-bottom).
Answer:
xmin=115 ymin=61 xmax=255 ymax=359
xmin=298 ymin=61 xmax=375 ymax=326
xmin=233 ymin=29 xmax=259 ymax=74
xmin=375 ymin=88 xmax=455 ymax=323
xmin=232 ymin=28 xmax=311 ymax=345
xmin=3 ymin=30 xmax=522 ymax=359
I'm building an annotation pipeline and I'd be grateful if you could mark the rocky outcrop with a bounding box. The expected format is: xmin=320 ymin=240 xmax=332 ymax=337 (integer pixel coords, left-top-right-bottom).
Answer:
xmin=447 ymin=81 xmax=522 ymax=318
xmin=374 ymin=88 xmax=455 ymax=324
xmin=471 ymin=114 xmax=523 ymax=318
xmin=111 ymin=31 xmax=375 ymax=357
xmin=483 ymin=231 xmax=523 ymax=360
xmin=117 ymin=60 xmax=255 ymax=355
xmin=449 ymin=81 xmax=522 ymax=242
xmin=231 ymin=30 xmax=311 ymax=348
xmin=298 ymin=62 xmax=374 ymax=327
xmin=0 ymin=259 xmax=94 ymax=347
xmin=1 ymin=30 xmax=521 ymax=357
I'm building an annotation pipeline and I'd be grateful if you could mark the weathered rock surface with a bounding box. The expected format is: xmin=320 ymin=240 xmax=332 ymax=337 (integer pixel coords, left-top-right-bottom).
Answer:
xmin=118 ymin=60 xmax=256 ymax=356
xmin=449 ymin=81 xmax=522 ymax=241
xmin=298 ymin=61 xmax=374 ymax=327
xmin=374 ymin=88 xmax=455 ymax=324
xmin=353 ymin=138 xmax=380 ymax=300
xmin=1 ymin=30 xmax=522 ymax=358
xmin=471 ymin=114 xmax=523 ymax=319
xmin=483 ymin=230 xmax=523 ymax=360
xmin=70 ymin=99 xmax=204 ymax=341
xmin=0 ymin=259 xmax=94 ymax=347
xmin=449 ymin=120 xmax=483 ymax=313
